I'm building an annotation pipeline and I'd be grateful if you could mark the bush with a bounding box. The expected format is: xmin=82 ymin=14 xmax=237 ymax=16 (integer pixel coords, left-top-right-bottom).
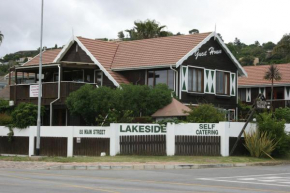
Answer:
xmin=244 ymin=130 xmax=278 ymax=158
xmin=0 ymin=113 xmax=13 ymax=125
xmin=257 ymin=112 xmax=289 ymax=156
xmin=11 ymin=103 xmax=44 ymax=129
xmin=186 ymin=104 xmax=225 ymax=123
xmin=275 ymin=107 xmax=290 ymax=123
xmin=0 ymin=99 xmax=9 ymax=113
xmin=66 ymin=84 xmax=172 ymax=125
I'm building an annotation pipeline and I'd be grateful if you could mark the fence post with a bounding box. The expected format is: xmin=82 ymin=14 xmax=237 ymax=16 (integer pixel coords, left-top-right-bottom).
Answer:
xmin=67 ymin=126 xmax=74 ymax=157
xmin=219 ymin=122 xmax=230 ymax=156
xmin=29 ymin=126 xmax=36 ymax=157
xmin=166 ymin=123 xmax=175 ymax=156
xmin=110 ymin=124 xmax=120 ymax=156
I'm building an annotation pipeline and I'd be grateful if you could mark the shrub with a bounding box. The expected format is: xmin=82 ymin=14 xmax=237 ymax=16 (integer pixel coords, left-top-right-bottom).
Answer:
xmin=186 ymin=104 xmax=225 ymax=123
xmin=10 ymin=103 xmax=44 ymax=129
xmin=0 ymin=113 xmax=12 ymax=125
xmin=244 ymin=130 xmax=278 ymax=158
xmin=257 ymin=112 xmax=289 ymax=156
xmin=275 ymin=107 xmax=290 ymax=123
xmin=0 ymin=99 xmax=9 ymax=113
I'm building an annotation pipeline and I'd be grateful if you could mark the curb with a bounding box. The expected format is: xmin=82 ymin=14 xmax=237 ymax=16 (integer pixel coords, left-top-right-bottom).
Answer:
xmin=47 ymin=161 xmax=289 ymax=171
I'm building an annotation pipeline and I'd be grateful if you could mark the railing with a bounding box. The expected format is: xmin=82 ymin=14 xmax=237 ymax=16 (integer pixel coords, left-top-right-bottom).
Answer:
xmin=10 ymin=81 xmax=96 ymax=105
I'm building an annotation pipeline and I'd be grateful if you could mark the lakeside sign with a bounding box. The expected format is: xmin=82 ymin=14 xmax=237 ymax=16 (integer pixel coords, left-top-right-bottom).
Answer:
xmin=119 ymin=124 xmax=166 ymax=135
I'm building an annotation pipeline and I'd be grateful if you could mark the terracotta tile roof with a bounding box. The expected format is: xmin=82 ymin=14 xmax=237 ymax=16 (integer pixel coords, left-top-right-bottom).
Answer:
xmin=238 ymin=63 xmax=290 ymax=87
xmin=23 ymin=49 xmax=62 ymax=66
xmin=152 ymin=98 xmax=191 ymax=117
xmin=77 ymin=37 xmax=129 ymax=84
xmin=112 ymin=32 xmax=212 ymax=70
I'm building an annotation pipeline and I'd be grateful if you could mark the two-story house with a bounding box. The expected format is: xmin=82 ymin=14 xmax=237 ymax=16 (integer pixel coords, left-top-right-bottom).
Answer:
xmin=9 ymin=32 xmax=247 ymax=126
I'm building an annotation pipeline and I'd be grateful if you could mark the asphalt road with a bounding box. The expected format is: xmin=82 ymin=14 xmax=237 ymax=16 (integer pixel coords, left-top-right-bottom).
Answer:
xmin=0 ymin=165 xmax=290 ymax=193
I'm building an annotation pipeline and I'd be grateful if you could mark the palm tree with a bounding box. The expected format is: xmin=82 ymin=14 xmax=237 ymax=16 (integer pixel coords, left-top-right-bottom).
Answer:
xmin=264 ymin=64 xmax=282 ymax=112
xmin=0 ymin=31 xmax=3 ymax=45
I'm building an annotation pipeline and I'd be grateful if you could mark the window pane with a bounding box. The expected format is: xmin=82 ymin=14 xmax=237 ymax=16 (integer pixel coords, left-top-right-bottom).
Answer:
xmin=96 ymin=71 xmax=102 ymax=86
xmin=148 ymin=71 xmax=154 ymax=87
xmin=155 ymin=70 xmax=167 ymax=85
xmin=188 ymin=68 xmax=193 ymax=91
xmin=192 ymin=69 xmax=197 ymax=91
xmin=198 ymin=70 xmax=202 ymax=92
xmin=216 ymin=71 xmax=224 ymax=94
xmin=224 ymin=73 xmax=228 ymax=94
xmin=168 ymin=70 xmax=174 ymax=90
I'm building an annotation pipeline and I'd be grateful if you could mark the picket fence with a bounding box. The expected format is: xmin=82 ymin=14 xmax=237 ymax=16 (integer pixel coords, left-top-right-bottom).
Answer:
xmin=0 ymin=123 xmax=289 ymax=157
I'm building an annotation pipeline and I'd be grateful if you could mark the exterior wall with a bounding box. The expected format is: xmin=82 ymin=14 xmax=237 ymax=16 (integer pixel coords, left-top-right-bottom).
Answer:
xmin=179 ymin=37 xmax=238 ymax=110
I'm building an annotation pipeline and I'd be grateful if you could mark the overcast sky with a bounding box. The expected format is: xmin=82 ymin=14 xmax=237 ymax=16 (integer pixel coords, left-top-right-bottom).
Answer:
xmin=0 ymin=0 xmax=289 ymax=58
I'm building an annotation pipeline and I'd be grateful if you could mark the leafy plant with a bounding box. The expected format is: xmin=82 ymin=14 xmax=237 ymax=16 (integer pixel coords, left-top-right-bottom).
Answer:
xmin=10 ymin=103 xmax=44 ymax=129
xmin=0 ymin=99 xmax=9 ymax=113
xmin=257 ymin=112 xmax=289 ymax=156
xmin=0 ymin=113 xmax=12 ymax=125
xmin=275 ymin=107 xmax=290 ymax=123
xmin=244 ymin=130 xmax=278 ymax=158
xmin=96 ymin=109 xmax=134 ymax=126
xmin=186 ymin=103 xmax=225 ymax=123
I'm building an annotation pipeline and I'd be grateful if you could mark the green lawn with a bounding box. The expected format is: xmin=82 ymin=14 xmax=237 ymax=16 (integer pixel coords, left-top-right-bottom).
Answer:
xmin=0 ymin=155 xmax=288 ymax=164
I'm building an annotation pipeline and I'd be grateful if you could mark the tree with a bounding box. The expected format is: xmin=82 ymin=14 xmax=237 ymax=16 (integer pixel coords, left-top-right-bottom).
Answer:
xmin=262 ymin=41 xmax=276 ymax=50
xmin=124 ymin=19 xmax=172 ymax=40
xmin=240 ymin=56 xmax=255 ymax=66
xmin=264 ymin=64 xmax=282 ymax=112
xmin=254 ymin=41 xmax=260 ymax=47
xmin=273 ymin=33 xmax=290 ymax=62
xmin=234 ymin=37 xmax=241 ymax=46
xmin=0 ymin=31 xmax=3 ymax=45
xmin=10 ymin=103 xmax=44 ymax=129
xmin=186 ymin=104 xmax=225 ymax=123
xmin=189 ymin=29 xmax=199 ymax=34
xmin=118 ymin=31 xmax=125 ymax=39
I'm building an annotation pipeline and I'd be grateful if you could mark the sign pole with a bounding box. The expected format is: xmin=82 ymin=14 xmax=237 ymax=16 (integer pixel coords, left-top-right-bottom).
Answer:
xmin=36 ymin=0 xmax=44 ymax=156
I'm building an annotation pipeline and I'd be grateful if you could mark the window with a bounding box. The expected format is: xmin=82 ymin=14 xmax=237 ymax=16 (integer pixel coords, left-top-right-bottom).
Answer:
xmin=188 ymin=68 xmax=203 ymax=93
xmin=95 ymin=71 xmax=103 ymax=86
xmin=238 ymin=88 xmax=246 ymax=102
xmin=147 ymin=70 xmax=174 ymax=90
xmin=72 ymin=70 xmax=84 ymax=82
xmin=216 ymin=71 xmax=230 ymax=95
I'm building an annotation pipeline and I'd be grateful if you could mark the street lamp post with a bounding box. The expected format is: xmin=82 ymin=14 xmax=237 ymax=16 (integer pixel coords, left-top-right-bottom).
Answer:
xmin=36 ymin=0 xmax=44 ymax=156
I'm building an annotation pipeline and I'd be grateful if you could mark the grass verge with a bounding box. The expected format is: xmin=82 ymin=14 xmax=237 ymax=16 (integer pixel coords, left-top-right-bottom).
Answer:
xmin=0 ymin=155 xmax=288 ymax=164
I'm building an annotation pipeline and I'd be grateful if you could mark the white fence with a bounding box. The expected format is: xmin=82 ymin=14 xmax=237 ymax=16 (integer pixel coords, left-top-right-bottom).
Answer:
xmin=0 ymin=122 xmax=289 ymax=157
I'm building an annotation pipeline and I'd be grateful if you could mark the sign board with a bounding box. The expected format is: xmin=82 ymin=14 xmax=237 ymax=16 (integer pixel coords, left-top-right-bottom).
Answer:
xmin=29 ymin=85 xmax=42 ymax=98
xmin=175 ymin=123 xmax=219 ymax=136
xmin=119 ymin=124 xmax=166 ymax=135
xmin=256 ymin=101 xmax=268 ymax=109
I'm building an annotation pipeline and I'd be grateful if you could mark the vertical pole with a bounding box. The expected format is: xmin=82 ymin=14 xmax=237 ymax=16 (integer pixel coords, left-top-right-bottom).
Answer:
xmin=36 ymin=0 xmax=44 ymax=156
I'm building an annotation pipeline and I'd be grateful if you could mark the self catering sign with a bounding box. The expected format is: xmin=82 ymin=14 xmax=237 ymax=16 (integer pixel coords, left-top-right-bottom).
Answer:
xmin=175 ymin=123 xmax=219 ymax=136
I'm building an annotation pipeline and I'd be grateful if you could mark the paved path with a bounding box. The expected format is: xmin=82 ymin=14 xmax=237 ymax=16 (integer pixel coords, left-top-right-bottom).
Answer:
xmin=0 ymin=165 xmax=290 ymax=192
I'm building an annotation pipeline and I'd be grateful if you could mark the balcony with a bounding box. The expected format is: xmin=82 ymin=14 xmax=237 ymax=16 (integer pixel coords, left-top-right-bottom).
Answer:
xmin=10 ymin=81 xmax=96 ymax=106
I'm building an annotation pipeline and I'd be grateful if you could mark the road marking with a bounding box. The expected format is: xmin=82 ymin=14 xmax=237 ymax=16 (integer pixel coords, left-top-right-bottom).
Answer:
xmin=1 ymin=170 xmax=289 ymax=193
xmin=197 ymin=173 xmax=290 ymax=188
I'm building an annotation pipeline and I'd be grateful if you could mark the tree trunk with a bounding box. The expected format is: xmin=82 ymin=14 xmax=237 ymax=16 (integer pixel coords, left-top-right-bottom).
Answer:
xmin=271 ymin=78 xmax=274 ymax=113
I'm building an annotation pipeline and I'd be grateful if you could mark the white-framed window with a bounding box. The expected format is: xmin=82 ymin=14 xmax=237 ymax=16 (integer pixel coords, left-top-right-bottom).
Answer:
xmin=216 ymin=70 xmax=230 ymax=95
xmin=188 ymin=67 xmax=204 ymax=93
xmin=94 ymin=70 xmax=103 ymax=86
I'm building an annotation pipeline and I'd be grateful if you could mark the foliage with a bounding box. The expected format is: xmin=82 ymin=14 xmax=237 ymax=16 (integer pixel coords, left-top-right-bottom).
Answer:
xmin=10 ymin=103 xmax=44 ymax=129
xmin=96 ymin=109 xmax=134 ymax=126
xmin=273 ymin=33 xmax=290 ymax=63
xmin=264 ymin=64 xmax=282 ymax=111
xmin=240 ymin=55 xmax=255 ymax=66
xmin=0 ymin=99 xmax=9 ymax=113
xmin=66 ymin=84 xmax=172 ymax=125
xmin=275 ymin=107 xmax=290 ymax=123
xmin=123 ymin=19 xmax=173 ymax=40
xmin=186 ymin=104 xmax=225 ymax=123
xmin=0 ymin=113 xmax=12 ymax=125
xmin=118 ymin=31 xmax=125 ymax=39
xmin=0 ymin=30 xmax=3 ymax=45
xmin=244 ymin=130 xmax=278 ymax=158
xmin=238 ymin=99 xmax=251 ymax=120
xmin=189 ymin=29 xmax=199 ymax=34
xmin=257 ymin=112 xmax=290 ymax=156
xmin=155 ymin=118 xmax=181 ymax=127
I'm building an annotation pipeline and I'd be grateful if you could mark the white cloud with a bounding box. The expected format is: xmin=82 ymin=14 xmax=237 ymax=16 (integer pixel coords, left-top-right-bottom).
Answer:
xmin=0 ymin=0 xmax=289 ymax=57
